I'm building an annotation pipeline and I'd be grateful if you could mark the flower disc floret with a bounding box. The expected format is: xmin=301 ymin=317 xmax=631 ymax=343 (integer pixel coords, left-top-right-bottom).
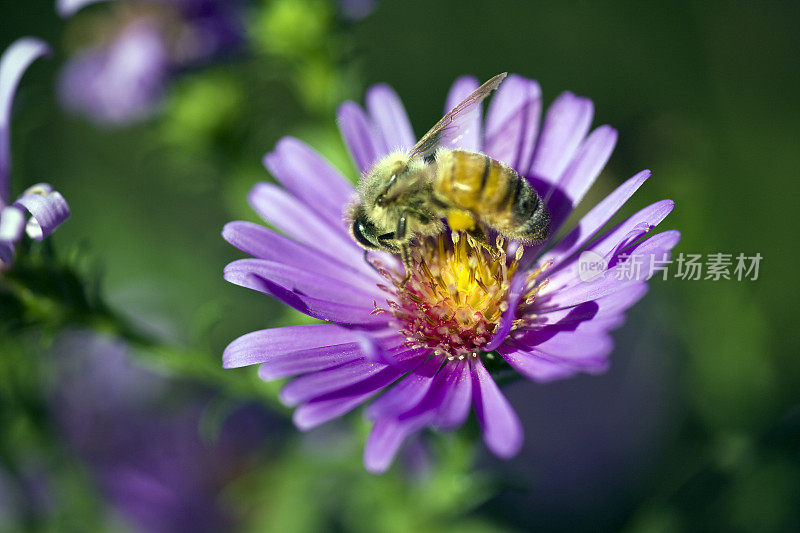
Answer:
xmin=373 ymin=233 xmax=550 ymax=362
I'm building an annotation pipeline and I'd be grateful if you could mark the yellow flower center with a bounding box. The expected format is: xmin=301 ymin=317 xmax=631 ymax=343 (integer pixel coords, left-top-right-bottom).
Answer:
xmin=370 ymin=232 xmax=550 ymax=361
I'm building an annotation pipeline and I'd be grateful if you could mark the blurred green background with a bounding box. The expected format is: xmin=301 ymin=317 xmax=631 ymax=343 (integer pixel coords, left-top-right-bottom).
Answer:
xmin=1 ymin=0 xmax=798 ymax=531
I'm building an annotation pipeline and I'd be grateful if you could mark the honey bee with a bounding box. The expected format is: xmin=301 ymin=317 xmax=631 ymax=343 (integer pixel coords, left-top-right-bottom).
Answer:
xmin=347 ymin=73 xmax=550 ymax=270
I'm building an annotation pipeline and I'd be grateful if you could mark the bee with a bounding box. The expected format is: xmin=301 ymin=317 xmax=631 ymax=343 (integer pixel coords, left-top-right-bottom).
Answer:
xmin=347 ymin=73 xmax=550 ymax=272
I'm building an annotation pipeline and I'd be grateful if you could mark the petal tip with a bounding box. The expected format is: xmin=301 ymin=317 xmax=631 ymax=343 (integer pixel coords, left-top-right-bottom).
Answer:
xmin=365 ymin=82 xmax=394 ymax=100
xmin=279 ymin=387 xmax=300 ymax=408
xmin=221 ymin=221 xmax=240 ymax=242
xmin=363 ymin=457 xmax=391 ymax=475
xmin=336 ymin=100 xmax=360 ymax=122
xmin=292 ymin=408 xmax=318 ymax=431
xmin=221 ymin=344 xmax=239 ymax=369
xmin=485 ymin=411 xmax=524 ymax=458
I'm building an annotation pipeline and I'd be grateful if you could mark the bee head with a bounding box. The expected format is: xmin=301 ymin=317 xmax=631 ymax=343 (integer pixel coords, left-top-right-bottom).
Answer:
xmin=349 ymin=207 xmax=381 ymax=250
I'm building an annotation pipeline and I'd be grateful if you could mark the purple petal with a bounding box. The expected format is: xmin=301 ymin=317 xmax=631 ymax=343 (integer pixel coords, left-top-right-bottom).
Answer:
xmin=358 ymin=334 xmax=385 ymax=364
xmin=366 ymin=355 xmax=443 ymax=420
xmin=13 ymin=184 xmax=70 ymax=240
xmin=1 ymin=38 xmax=50 ymax=204
xmin=543 ymin=169 xmax=651 ymax=269
xmin=0 ymin=241 xmax=13 ymax=267
xmin=56 ymin=0 xmax=111 ymax=18
xmin=529 ymin=92 xmax=593 ymax=186
xmin=545 ymin=125 xmax=617 ymax=234
xmin=499 ymin=347 xmax=579 ymax=383
xmin=375 ymin=359 xmax=461 ymax=424
xmin=259 ymin=334 xmax=408 ymax=380
xmin=224 ymin=258 xmax=381 ymax=306
xmin=622 ymin=229 xmax=681 ymax=271
xmin=582 ymin=200 xmax=675 ymax=262
xmin=247 ymin=182 xmax=363 ymax=263
xmin=539 ymin=276 xmax=636 ymax=313
xmin=222 ymin=221 xmax=379 ymax=282
xmin=484 ymin=75 xmax=542 ymax=173
xmin=292 ymin=353 xmax=428 ymax=430
xmin=226 ymin=270 xmax=387 ymax=325
xmin=0 ymin=205 xmax=25 ymax=241
xmin=293 ymin=391 xmax=377 ymax=431
xmin=507 ymin=330 xmax=614 ymax=369
xmin=279 ymin=359 xmax=389 ymax=407
xmin=283 ymin=348 xmax=427 ymax=407
xmin=483 ymin=273 xmax=526 ymax=351
xmin=256 ymin=346 xmax=360 ymax=379
xmin=364 ymin=360 xmax=461 ymax=472
xmin=222 ymin=324 xmax=366 ymax=368
xmin=591 ymin=284 xmax=650 ymax=314
xmin=402 ymin=361 xmax=458 ymax=419
xmin=318 ymin=351 xmax=427 ymax=401
xmin=432 ymin=360 xmax=472 ymax=430
xmin=380 ymin=358 xmax=471 ymax=428
xmin=357 ymin=330 xmax=424 ymax=366
xmin=539 ymin=231 xmax=680 ymax=311
xmin=471 ymin=358 xmax=523 ymax=458
xmin=263 ymin=137 xmax=355 ymax=224
xmin=366 ymin=84 xmax=415 ymax=152
xmin=440 ymin=76 xmax=482 ymax=152
xmin=363 ymin=418 xmax=423 ymax=474
xmin=532 ymin=284 xmax=649 ymax=328
xmin=548 ymin=198 xmax=675 ymax=289
xmin=337 ymin=101 xmax=385 ymax=173
xmin=561 ymin=314 xmax=626 ymax=333
xmin=520 ymin=308 xmax=627 ymax=342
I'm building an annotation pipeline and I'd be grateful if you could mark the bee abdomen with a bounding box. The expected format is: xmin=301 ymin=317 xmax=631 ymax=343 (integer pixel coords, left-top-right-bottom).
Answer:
xmin=484 ymin=165 xmax=550 ymax=244
xmin=508 ymin=183 xmax=550 ymax=243
xmin=434 ymin=151 xmax=505 ymax=207
xmin=435 ymin=150 xmax=550 ymax=244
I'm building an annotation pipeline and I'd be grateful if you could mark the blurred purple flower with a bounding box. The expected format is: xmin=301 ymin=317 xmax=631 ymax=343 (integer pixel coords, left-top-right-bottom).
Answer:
xmin=339 ymin=0 xmax=377 ymax=21
xmin=60 ymin=20 xmax=170 ymax=125
xmin=58 ymin=0 xmax=244 ymax=126
xmin=222 ymin=74 xmax=680 ymax=473
xmin=0 ymin=38 xmax=70 ymax=269
xmin=50 ymin=331 xmax=282 ymax=532
xmin=56 ymin=0 xmax=115 ymax=18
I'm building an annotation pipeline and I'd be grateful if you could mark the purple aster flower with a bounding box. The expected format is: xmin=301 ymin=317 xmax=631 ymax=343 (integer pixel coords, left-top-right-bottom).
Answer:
xmin=222 ymin=74 xmax=680 ymax=473
xmin=58 ymin=0 xmax=244 ymax=126
xmin=0 ymin=38 xmax=70 ymax=269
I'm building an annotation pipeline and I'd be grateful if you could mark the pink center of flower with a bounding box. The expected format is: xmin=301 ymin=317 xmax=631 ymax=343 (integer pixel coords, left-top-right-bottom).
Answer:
xmin=371 ymin=233 xmax=550 ymax=361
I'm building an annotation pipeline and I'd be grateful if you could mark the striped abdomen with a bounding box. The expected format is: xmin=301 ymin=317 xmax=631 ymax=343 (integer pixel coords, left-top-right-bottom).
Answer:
xmin=433 ymin=150 xmax=550 ymax=243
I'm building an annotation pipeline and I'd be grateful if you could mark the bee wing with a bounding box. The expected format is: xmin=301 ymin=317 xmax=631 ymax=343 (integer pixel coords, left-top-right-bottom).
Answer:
xmin=408 ymin=72 xmax=507 ymax=159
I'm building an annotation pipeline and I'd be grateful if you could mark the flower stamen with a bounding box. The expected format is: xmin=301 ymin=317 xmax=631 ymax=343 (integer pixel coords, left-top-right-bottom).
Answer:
xmin=375 ymin=232 xmax=549 ymax=362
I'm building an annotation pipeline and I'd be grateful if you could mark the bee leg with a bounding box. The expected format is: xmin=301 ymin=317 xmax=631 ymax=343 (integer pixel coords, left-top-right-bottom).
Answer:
xmin=445 ymin=209 xmax=500 ymax=260
xmin=394 ymin=214 xmax=413 ymax=286
xmin=395 ymin=213 xmax=408 ymax=241
xmin=466 ymin=226 xmax=503 ymax=261
xmin=399 ymin=244 xmax=413 ymax=287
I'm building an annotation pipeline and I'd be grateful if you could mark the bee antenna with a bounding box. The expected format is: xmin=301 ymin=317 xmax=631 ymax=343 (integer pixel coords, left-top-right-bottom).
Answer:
xmin=364 ymin=250 xmax=382 ymax=275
